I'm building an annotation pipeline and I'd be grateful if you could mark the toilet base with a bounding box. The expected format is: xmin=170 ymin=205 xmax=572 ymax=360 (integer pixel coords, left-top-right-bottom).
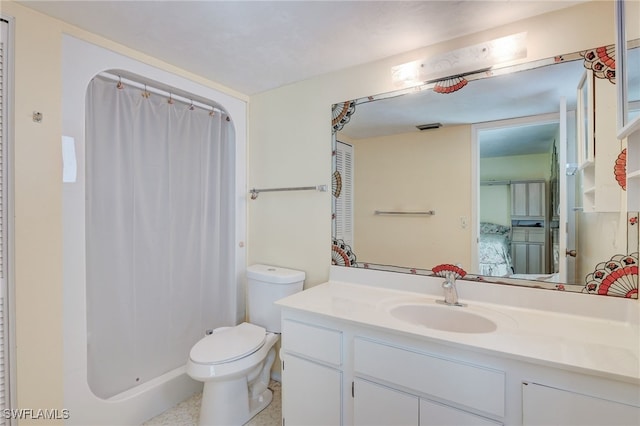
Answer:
xmin=198 ymin=378 xmax=273 ymax=426
xmin=248 ymin=387 xmax=273 ymax=422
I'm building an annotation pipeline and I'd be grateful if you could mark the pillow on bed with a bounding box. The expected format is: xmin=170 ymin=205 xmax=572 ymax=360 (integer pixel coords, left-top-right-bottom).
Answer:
xmin=480 ymin=222 xmax=510 ymax=235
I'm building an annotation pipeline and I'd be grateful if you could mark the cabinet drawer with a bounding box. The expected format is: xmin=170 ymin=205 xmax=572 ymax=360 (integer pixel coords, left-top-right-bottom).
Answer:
xmin=282 ymin=319 xmax=342 ymax=366
xmin=527 ymin=229 xmax=545 ymax=243
xmin=512 ymin=227 xmax=545 ymax=242
xmin=354 ymin=337 xmax=505 ymax=417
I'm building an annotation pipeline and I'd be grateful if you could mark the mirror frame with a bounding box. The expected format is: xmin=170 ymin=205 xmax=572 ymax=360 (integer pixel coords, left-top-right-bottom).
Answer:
xmin=331 ymin=43 xmax=639 ymax=300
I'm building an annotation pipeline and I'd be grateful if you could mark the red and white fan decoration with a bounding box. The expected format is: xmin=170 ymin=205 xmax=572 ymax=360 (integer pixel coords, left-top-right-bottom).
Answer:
xmin=582 ymin=45 xmax=616 ymax=83
xmin=432 ymin=263 xmax=467 ymax=279
xmin=584 ymin=253 xmax=638 ymax=298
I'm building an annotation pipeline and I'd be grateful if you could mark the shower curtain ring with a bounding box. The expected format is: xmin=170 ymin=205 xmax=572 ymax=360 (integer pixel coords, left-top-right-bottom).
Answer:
xmin=168 ymin=93 xmax=174 ymax=105
xmin=116 ymin=76 xmax=124 ymax=89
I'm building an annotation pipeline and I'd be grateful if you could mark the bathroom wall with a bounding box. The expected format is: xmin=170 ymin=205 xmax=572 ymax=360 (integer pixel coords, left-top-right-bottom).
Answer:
xmin=348 ymin=125 xmax=472 ymax=269
xmin=480 ymin=153 xmax=551 ymax=225
xmin=1 ymin=1 xmax=246 ymax=422
xmin=248 ymin=1 xmax=617 ymax=287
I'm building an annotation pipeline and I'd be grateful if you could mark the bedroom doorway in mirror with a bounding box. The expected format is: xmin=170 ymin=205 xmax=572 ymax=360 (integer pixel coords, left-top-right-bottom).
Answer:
xmin=473 ymin=106 xmax=577 ymax=284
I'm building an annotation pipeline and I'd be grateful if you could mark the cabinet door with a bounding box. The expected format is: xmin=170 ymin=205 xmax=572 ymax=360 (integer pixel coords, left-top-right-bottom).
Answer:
xmin=354 ymin=378 xmax=418 ymax=426
xmin=527 ymin=243 xmax=544 ymax=273
xmin=511 ymin=183 xmax=529 ymax=216
xmin=282 ymin=353 xmax=342 ymax=426
xmin=512 ymin=242 xmax=528 ymax=274
xmin=512 ymin=242 xmax=545 ymax=274
xmin=420 ymin=399 xmax=502 ymax=426
xmin=511 ymin=181 xmax=545 ymax=218
xmin=522 ymin=382 xmax=640 ymax=426
xmin=526 ymin=182 xmax=545 ymax=217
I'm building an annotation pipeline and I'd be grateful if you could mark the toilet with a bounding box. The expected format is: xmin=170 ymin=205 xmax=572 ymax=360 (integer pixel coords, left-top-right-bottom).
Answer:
xmin=187 ymin=264 xmax=305 ymax=426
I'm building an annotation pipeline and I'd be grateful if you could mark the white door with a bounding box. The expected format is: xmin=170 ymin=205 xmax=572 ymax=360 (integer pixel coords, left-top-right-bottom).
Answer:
xmin=353 ymin=378 xmax=418 ymax=426
xmin=558 ymin=97 xmax=579 ymax=283
xmin=0 ymin=17 xmax=11 ymax=424
xmin=523 ymin=382 xmax=640 ymax=426
xmin=281 ymin=353 xmax=342 ymax=426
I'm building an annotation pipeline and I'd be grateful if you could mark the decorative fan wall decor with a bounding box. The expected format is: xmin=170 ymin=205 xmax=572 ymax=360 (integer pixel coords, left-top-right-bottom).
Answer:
xmin=432 ymin=264 xmax=467 ymax=279
xmin=582 ymin=45 xmax=615 ymax=83
xmin=583 ymin=253 xmax=638 ymax=298
xmin=332 ymin=101 xmax=356 ymax=132
xmin=433 ymin=76 xmax=469 ymax=94
xmin=332 ymin=171 xmax=342 ymax=198
xmin=615 ymin=148 xmax=626 ymax=190
xmin=332 ymin=237 xmax=357 ymax=267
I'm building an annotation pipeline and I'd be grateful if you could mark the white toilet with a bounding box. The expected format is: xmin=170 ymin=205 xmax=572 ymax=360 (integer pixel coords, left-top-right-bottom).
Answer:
xmin=187 ymin=264 xmax=305 ymax=426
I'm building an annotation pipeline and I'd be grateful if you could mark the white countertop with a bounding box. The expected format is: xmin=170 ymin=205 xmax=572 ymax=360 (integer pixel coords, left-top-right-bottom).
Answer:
xmin=276 ymin=280 xmax=640 ymax=384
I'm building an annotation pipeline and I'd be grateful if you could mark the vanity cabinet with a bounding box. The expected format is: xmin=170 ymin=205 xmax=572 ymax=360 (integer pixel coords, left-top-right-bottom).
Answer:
xmin=511 ymin=227 xmax=546 ymax=274
xmin=280 ymin=319 xmax=343 ymax=426
xmin=522 ymin=382 xmax=640 ymax=426
xmin=353 ymin=378 xmax=419 ymax=426
xmin=279 ymin=302 xmax=639 ymax=426
xmin=353 ymin=337 xmax=503 ymax=426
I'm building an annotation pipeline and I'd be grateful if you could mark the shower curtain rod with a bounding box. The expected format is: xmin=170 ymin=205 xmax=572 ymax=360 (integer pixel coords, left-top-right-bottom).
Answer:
xmin=97 ymin=72 xmax=225 ymax=115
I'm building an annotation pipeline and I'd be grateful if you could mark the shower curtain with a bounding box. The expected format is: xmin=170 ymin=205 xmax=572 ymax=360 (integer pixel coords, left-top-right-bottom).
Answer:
xmin=85 ymin=76 xmax=236 ymax=399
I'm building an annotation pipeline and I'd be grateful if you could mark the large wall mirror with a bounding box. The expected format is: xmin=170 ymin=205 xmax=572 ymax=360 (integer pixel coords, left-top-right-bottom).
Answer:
xmin=331 ymin=38 xmax=640 ymax=299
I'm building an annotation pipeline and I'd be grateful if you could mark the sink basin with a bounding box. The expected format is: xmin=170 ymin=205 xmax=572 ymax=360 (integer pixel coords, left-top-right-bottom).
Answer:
xmin=389 ymin=303 xmax=497 ymax=333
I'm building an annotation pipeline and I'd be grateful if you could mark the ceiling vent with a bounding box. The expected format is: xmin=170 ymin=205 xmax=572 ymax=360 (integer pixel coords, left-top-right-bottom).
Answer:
xmin=416 ymin=123 xmax=442 ymax=131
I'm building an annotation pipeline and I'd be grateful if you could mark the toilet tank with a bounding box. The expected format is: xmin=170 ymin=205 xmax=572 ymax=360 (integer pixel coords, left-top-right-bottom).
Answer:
xmin=247 ymin=264 xmax=305 ymax=332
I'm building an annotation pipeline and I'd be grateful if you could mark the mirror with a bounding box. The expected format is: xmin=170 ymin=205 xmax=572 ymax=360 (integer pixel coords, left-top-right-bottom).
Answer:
xmin=331 ymin=42 xmax=640 ymax=298
xmin=618 ymin=0 xmax=640 ymax=127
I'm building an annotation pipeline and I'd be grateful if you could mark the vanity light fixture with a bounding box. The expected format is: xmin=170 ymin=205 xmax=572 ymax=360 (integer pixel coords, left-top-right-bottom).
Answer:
xmin=391 ymin=32 xmax=527 ymax=87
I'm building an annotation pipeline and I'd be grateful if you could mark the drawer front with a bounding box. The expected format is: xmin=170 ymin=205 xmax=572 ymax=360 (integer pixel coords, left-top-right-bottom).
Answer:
xmin=512 ymin=227 xmax=545 ymax=243
xmin=527 ymin=229 xmax=545 ymax=243
xmin=282 ymin=319 xmax=342 ymax=366
xmin=354 ymin=338 xmax=505 ymax=417
xmin=511 ymin=229 xmax=527 ymax=242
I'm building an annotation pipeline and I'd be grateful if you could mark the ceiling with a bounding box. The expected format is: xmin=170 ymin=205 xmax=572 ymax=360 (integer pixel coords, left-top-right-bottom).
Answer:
xmin=339 ymin=58 xmax=587 ymax=157
xmin=19 ymin=0 xmax=584 ymax=95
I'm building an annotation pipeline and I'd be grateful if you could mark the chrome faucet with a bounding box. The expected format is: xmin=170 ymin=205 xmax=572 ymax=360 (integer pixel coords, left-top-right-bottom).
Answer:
xmin=439 ymin=271 xmax=466 ymax=307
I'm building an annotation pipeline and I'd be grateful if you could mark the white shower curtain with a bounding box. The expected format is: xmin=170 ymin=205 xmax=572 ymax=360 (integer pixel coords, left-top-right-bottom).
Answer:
xmin=85 ymin=76 xmax=236 ymax=399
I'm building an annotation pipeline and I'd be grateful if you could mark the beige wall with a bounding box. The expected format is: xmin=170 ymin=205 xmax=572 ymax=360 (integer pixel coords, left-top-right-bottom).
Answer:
xmin=0 ymin=0 xmax=625 ymax=419
xmin=480 ymin=153 xmax=551 ymax=182
xmin=479 ymin=153 xmax=551 ymax=228
xmin=1 ymin=1 xmax=245 ymax=422
xmin=347 ymin=126 xmax=472 ymax=269
xmin=248 ymin=0 xmax=616 ymax=287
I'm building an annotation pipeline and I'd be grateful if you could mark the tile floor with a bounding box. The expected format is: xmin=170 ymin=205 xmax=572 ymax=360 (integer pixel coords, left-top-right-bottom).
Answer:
xmin=142 ymin=380 xmax=281 ymax=426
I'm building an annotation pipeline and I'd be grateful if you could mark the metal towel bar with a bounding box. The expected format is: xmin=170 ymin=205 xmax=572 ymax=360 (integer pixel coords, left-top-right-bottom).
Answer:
xmin=374 ymin=210 xmax=435 ymax=216
xmin=250 ymin=185 xmax=327 ymax=200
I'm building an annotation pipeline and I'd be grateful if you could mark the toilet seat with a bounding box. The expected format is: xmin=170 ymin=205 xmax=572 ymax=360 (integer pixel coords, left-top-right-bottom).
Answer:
xmin=190 ymin=322 xmax=266 ymax=365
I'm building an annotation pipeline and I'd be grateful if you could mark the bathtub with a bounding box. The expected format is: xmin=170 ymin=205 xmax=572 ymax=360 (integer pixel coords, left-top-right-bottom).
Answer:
xmin=64 ymin=365 xmax=201 ymax=425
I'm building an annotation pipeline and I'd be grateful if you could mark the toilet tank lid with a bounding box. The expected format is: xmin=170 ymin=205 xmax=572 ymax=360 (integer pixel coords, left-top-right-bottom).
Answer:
xmin=247 ymin=264 xmax=305 ymax=284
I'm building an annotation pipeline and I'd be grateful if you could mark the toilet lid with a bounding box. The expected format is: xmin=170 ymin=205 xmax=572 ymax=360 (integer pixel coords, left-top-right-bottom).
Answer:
xmin=190 ymin=322 xmax=266 ymax=365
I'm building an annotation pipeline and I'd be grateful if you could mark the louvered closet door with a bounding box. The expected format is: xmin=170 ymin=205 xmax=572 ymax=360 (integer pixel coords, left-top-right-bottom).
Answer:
xmin=0 ymin=17 xmax=11 ymax=424
xmin=335 ymin=141 xmax=353 ymax=247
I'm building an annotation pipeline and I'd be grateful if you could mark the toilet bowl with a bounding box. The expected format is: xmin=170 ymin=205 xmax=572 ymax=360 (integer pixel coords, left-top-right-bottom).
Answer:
xmin=187 ymin=264 xmax=305 ymax=426
xmin=187 ymin=323 xmax=279 ymax=425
